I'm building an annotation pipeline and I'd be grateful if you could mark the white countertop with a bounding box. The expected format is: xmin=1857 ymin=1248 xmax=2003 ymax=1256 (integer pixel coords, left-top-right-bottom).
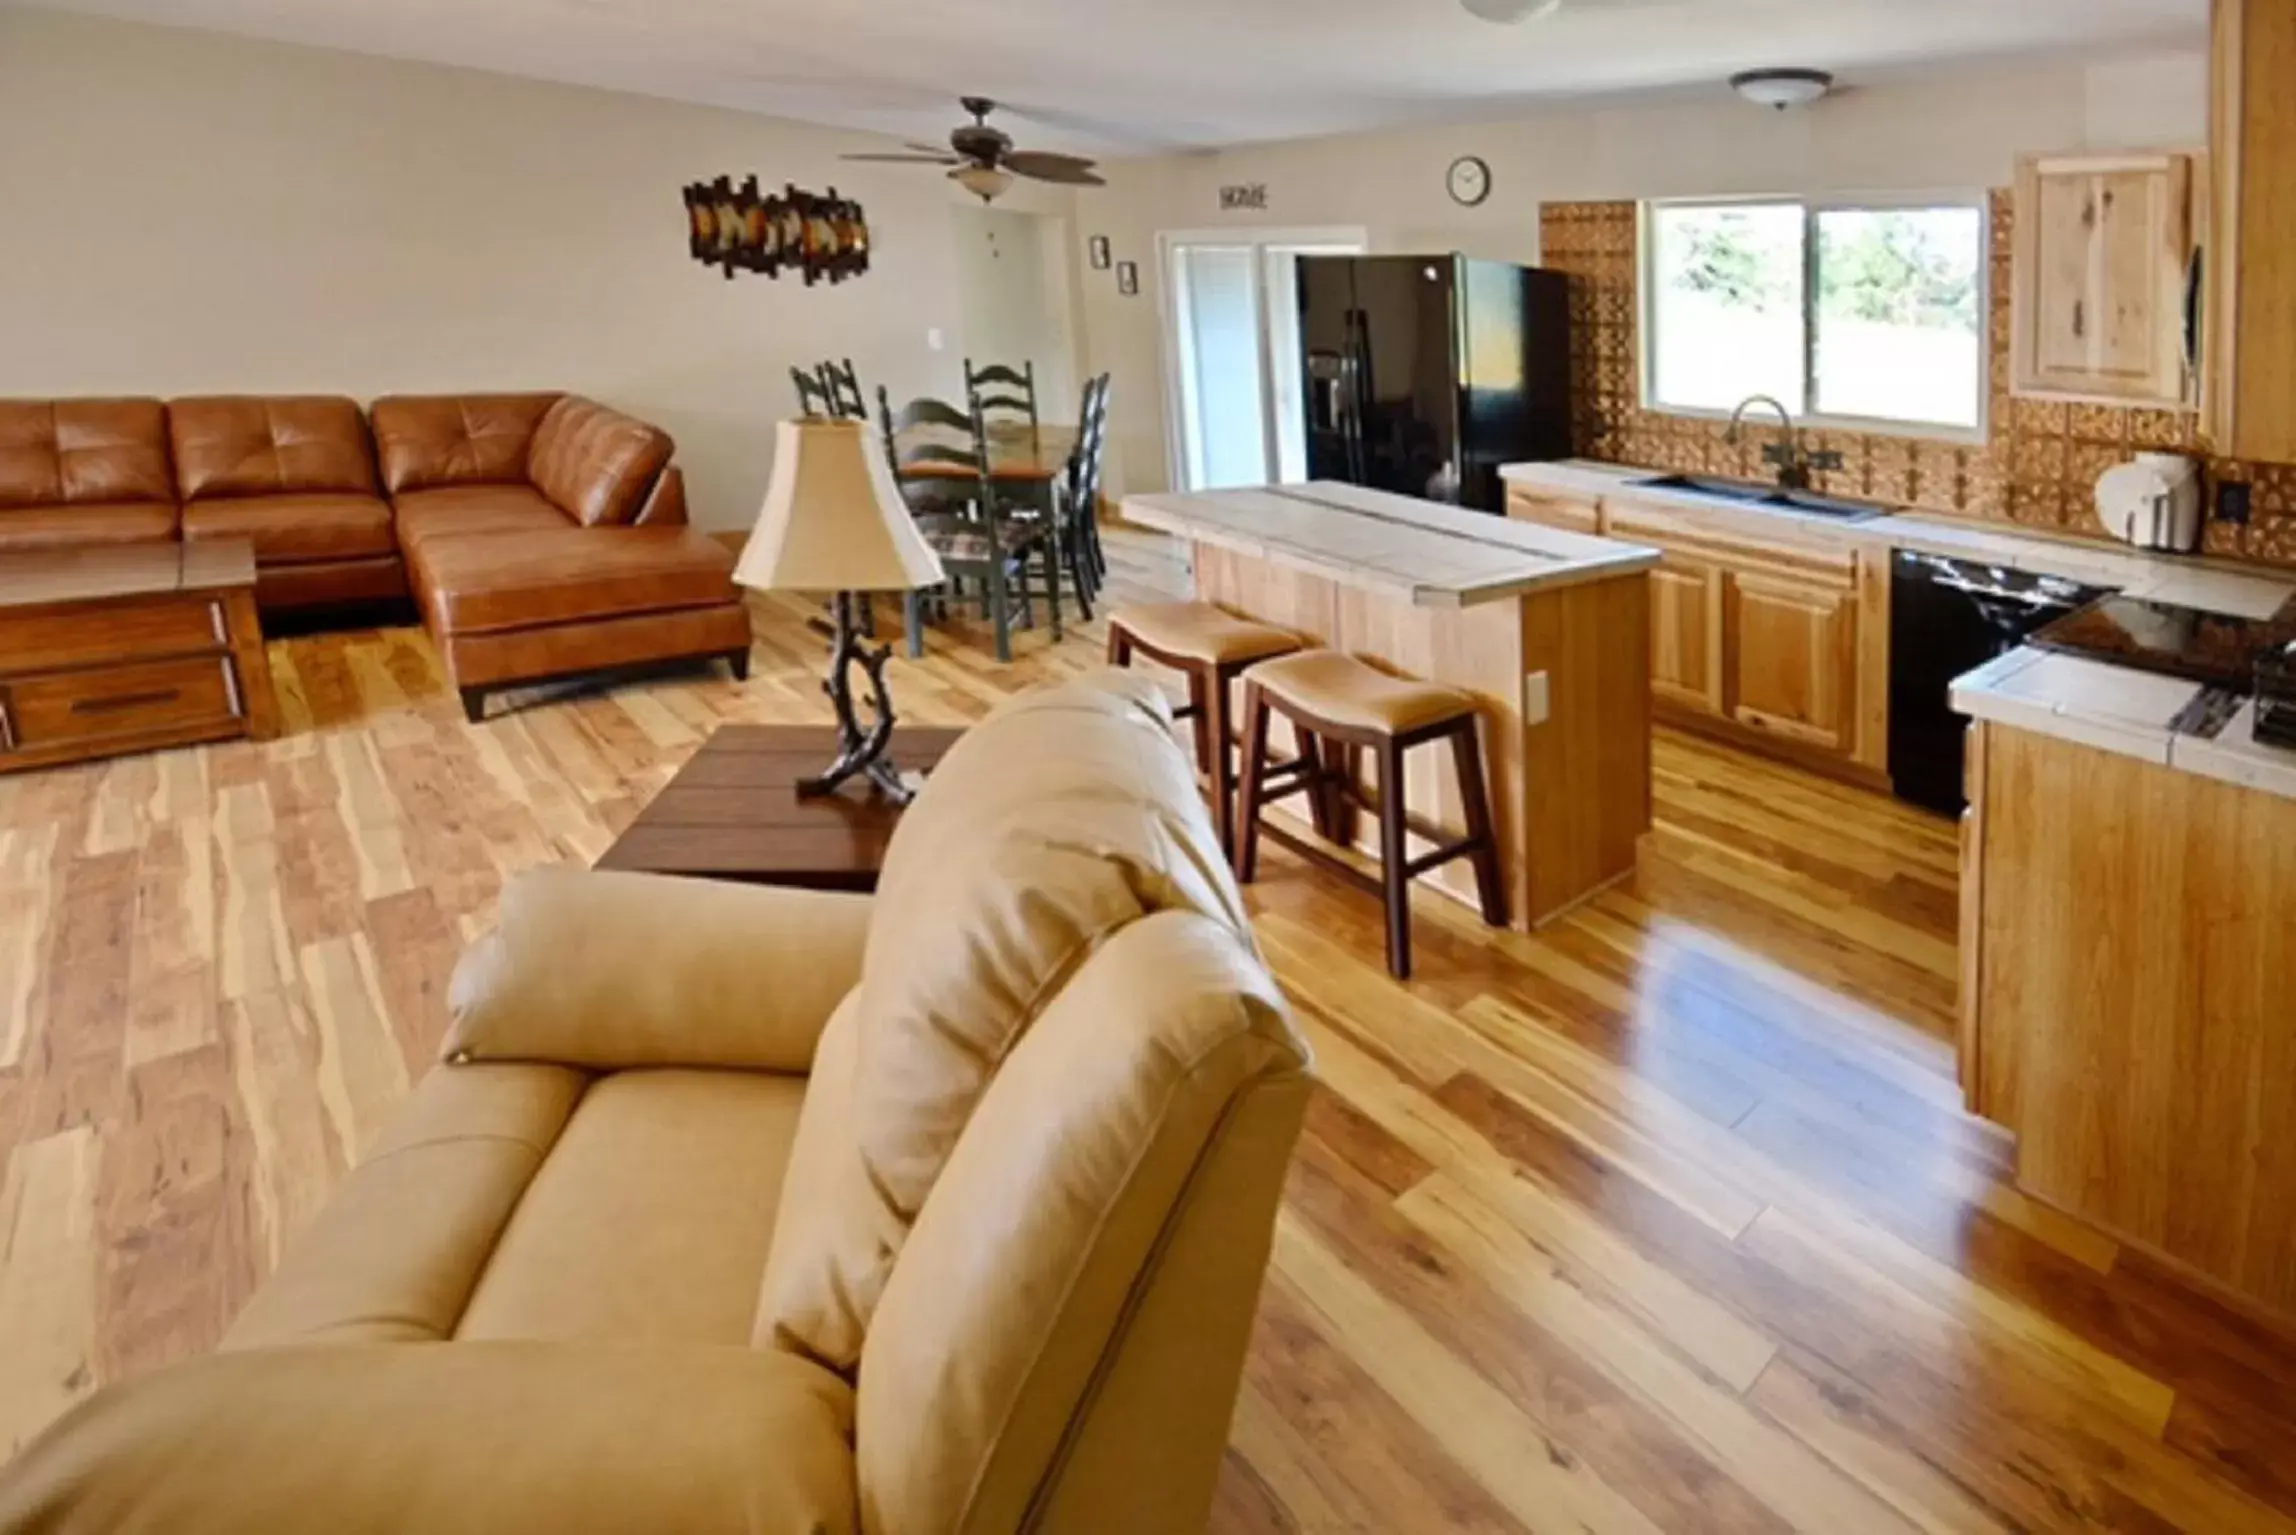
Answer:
xmin=1505 ymin=458 xmax=2296 ymax=798
xmin=1502 ymin=458 xmax=2296 ymax=616
xmin=1951 ymin=649 xmax=2296 ymax=800
xmin=1122 ymin=481 xmax=1658 ymax=609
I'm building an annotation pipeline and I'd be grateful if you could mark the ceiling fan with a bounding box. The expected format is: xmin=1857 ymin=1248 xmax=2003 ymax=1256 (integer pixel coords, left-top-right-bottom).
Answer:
xmin=842 ymin=97 xmax=1107 ymax=203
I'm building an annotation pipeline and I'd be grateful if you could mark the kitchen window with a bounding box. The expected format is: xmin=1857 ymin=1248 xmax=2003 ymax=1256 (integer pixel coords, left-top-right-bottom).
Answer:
xmin=1640 ymin=195 xmax=1988 ymax=438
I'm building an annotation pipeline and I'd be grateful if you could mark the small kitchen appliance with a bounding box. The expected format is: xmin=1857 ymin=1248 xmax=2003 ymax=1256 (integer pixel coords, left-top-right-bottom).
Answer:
xmin=2094 ymin=452 xmax=2203 ymax=552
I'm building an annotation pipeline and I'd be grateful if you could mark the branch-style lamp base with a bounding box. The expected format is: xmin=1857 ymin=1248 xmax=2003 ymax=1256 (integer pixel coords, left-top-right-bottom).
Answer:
xmin=800 ymin=590 xmax=915 ymax=804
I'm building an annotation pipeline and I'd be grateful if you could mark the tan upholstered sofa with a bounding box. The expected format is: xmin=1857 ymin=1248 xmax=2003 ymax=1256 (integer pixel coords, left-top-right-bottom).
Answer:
xmin=0 ymin=671 xmax=1313 ymax=1535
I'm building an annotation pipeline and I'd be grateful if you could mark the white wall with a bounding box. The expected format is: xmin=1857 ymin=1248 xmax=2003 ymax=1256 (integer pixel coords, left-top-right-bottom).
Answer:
xmin=1074 ymin=50 xmax=2209 ymax=498
xmin=950 ymin=205 xmax=1082 ymax=417
xmin=0 ymin=8 xmax=1078 ymax=531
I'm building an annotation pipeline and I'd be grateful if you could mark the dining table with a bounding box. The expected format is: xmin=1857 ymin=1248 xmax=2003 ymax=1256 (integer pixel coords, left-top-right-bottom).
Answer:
xmin=893 ymin=422 xmax=1078 ymax=515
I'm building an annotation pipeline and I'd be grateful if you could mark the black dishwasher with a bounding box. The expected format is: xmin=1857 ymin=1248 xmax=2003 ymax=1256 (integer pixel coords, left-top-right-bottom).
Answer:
xmin=1888 ymin=551 xmax=2112 ymax=815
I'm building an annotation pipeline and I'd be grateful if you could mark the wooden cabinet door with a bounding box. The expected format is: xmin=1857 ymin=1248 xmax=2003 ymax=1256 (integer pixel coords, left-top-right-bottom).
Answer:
xmin=2209 ymin=0 xmax=2296 ymax=463
xmin=1724 ymin=570 xmax=1857 ymax=754
xmin=2011 ymin=152 xmax=2193 ymax=405
xmin=1649 ymin=552 xmax=1723 ymax=715
xmin=1505 ymin=488 xmax=1602 ymax=534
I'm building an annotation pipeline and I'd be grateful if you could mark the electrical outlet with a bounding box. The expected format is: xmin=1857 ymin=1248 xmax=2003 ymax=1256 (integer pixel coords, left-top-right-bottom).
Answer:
xmin=1522 ymin=670 xmax=1550 ymax=726
xmin=2217 ymin=479 xmax=2253 ymax=526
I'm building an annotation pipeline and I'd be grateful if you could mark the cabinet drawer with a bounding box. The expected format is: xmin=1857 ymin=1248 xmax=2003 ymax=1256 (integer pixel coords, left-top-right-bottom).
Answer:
xmin=0 ymin=597 xmax=227 ymax=674
xmin=0 ymin=655 xmax=242 ymax=752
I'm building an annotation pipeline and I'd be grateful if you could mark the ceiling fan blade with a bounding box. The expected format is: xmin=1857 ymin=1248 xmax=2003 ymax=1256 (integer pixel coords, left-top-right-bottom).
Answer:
xmin=841 ymin=152 xmax=961 ymax=164
xmin=905 ymin=141 xmax=956 ymax=155
xmin=1002 ymin=150 xmax=1106 ymax=186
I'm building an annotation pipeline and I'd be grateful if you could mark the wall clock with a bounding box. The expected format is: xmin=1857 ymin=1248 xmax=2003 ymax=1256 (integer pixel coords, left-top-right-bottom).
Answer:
xmin=1446 ymin=155 xmax=1492 ymax=207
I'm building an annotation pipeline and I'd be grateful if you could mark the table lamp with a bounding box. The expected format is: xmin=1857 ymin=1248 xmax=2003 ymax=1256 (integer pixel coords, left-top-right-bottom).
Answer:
xmin=735 ymin=417 xmax=946 ymax=803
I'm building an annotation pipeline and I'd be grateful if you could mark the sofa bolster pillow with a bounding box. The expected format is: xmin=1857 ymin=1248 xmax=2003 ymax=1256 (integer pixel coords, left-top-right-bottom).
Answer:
xmin=0 ymin=1343 xmax=858 ymax=1535
xmin=443 ymin=868 xmax=870 ymax=1073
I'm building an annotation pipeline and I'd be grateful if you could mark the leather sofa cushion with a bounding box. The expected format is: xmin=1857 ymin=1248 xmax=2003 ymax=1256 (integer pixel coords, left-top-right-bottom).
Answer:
xmin=224 ymin=1063 xmax=587 ymax=1351
xmin=393 ymin=483 xmax=570 ymax=551
xmin=182 ymin=492 xmax=395 ymax=564
xmin=0 ymin=399 xmax=172 ymax=508
xmin=370 ymin=393 xmax=561 ymax=493
xmin=412 ymin=526 xmax=737 ymax=635
xmin=456 ymin=1070 xmax=806 ymax=1346
xmin=758 ymin=670 xmax=1252 ymax=1374
xmin=528 ymin=395 xmax=674 ymax=527
xmin=0 ymin=500 xmax=177 ymax=552
xmin=168 ymin=395 xmax=378 ymax=500
xmin=0 ymin=1343 xmax=859 ymax=1535
xmin=857 ymin=911 xmax=1308 ymax=1535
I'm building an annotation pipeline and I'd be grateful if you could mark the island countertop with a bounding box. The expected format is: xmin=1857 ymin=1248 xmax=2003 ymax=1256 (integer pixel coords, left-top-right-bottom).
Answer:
xmin=1122 ymin=482 xmax=1658 ymax=609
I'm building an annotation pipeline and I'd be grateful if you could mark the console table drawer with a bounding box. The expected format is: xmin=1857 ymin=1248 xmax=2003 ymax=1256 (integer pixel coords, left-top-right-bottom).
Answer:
xmin=0 ymin=597 xmax=227 ymax=674
xmin=0 ymin=655 xmax=242 ymax=752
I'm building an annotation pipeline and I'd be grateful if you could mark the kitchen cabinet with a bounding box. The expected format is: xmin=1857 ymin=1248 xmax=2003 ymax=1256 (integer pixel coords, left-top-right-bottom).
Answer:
xmin=2206 ymin=0 xmax=2296 ymax=463
xmin=1650 ymin=554 xmax=1724 ymax=714
xmin=1602 ymin=498 xmax=1880 ymax=783
xmin=1504 ymin=486 xmax=1602 ymax=534
xmin=2010 ymin=151 xmax=2194 ymax=407
xmin=1725 ymin=569 xmax=1857 ymax=753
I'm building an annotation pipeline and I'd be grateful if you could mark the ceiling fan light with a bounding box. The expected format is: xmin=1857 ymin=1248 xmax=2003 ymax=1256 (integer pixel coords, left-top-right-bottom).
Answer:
xmin=1460 ymin=0 xmax=1563 ymax=23
xmin=1730 ymin=68 xmax=1835 ymax=110
xmin=953 ymin=164 xmax=1015 ymax=202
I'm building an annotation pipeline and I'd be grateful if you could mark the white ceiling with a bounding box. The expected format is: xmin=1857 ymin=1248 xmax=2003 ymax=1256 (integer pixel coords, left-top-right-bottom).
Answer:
xmin=31 ymin=0 xmax=2208 ymax=153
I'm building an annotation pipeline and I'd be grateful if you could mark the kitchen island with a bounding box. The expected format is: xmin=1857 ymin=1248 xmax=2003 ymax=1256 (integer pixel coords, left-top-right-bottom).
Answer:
xmin=1122 ymin=482 xmax=1659 ymax=927
xmin=1953 ymin=648 xmax=2296 ymax=1324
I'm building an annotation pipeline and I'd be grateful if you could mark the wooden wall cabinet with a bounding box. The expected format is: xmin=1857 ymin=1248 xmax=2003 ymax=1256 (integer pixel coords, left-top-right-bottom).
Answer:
xmin=2206 ymin=0 xmax=2296 ymax=463
xmin=2010 ymin=151 xmax=2194 ymax=407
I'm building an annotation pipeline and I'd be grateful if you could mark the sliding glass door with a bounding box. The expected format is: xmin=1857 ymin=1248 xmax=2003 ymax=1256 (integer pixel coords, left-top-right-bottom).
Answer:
xmin=1160 ymin=229 xmax=1365 ymax=492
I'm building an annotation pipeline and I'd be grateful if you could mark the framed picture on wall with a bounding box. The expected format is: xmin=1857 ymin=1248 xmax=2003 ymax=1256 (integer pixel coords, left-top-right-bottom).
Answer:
xmin=1116 ymin=260 xmax=1139 ymax=297
xmin=1088 ymin=235 xmax=1112 ymax=270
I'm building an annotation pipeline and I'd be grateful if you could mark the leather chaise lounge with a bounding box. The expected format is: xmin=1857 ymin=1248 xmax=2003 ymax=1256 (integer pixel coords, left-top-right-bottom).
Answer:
xmin=0 ymin=391 xmax=751 ymax=722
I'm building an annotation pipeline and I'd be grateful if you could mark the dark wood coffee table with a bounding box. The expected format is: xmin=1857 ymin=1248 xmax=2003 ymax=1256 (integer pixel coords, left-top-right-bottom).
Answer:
xmin=596 ymin=725 xmax=962 ymax=889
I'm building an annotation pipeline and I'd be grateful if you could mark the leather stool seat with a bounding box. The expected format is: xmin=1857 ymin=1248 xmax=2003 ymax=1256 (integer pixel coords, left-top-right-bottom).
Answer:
xmin=1106 ymin=601 xmax=1299 ymax=666
xmin=1244 ymin=649 xmax=1475 ymax=736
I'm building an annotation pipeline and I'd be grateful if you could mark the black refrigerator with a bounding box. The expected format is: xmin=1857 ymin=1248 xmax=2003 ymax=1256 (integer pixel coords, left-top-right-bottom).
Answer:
xmin=1297 ymin=254 xmax=1572 ymax=513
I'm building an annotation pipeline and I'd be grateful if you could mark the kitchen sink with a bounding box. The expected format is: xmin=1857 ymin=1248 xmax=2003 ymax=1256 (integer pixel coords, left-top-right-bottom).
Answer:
xmin=1632 ymin=472 xmax=1887 ymax=523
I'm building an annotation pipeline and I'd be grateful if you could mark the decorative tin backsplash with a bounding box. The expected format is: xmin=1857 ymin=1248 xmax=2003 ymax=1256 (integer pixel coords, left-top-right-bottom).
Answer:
xmin=1539 ymin=193 xmax=2296 ymax=568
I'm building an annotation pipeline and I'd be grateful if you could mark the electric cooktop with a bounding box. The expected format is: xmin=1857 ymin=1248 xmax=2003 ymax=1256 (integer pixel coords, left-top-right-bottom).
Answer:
xmin=2030 ymin=595 xmax=2296 ymax=691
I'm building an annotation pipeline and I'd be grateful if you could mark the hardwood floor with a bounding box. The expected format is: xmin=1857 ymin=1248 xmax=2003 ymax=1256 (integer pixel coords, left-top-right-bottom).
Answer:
xmin=3 ymin=528 xmax=2294 ymax=1531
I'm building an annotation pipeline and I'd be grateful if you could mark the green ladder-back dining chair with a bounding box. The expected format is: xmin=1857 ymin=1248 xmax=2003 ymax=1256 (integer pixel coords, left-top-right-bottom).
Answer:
xmin=876 ymin=387 xmax=1060 ymax=664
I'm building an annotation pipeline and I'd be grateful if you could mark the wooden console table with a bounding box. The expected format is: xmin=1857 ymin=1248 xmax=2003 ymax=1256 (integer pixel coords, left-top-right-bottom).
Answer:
xmin=0 ymin=542 xmax=279 ymax=773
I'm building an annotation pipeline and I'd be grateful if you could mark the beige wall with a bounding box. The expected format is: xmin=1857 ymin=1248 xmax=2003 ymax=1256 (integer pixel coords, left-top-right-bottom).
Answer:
xmin=0 ymin=9 xmax=1079 ymax=531
xmin=1074 ymin=50 xmax=2209 ymax=499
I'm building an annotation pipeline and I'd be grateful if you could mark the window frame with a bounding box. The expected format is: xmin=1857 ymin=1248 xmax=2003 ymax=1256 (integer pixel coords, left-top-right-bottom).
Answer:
xmin=1637 ymin=190 xmax=1992 ymax=446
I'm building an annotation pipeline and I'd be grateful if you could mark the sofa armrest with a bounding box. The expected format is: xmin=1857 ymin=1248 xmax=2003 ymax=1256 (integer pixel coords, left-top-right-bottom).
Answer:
xmin=443 ymin=868 xmax=870 ymax=1072
xmin=0 ymin=1343 xmax=857 ymax=1535
xmin=632 ymin=462 xmax=688 ymax=526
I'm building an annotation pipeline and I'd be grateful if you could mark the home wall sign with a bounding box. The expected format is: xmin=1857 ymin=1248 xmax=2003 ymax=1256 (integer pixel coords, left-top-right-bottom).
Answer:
xmin=1218 ymin=183 xmax=1270 ymax=212
xmin=683 ymin=175 xmax=871 ymax=284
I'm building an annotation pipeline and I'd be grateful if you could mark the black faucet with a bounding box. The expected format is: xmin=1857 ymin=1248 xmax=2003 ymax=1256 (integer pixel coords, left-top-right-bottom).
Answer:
xmin=1725 ymin=395 xmax=1844 ymax=492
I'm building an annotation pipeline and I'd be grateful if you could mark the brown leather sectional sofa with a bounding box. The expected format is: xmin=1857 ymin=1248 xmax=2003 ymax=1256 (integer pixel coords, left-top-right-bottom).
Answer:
xmin=0 ymin=393 xmax=751 ymax=721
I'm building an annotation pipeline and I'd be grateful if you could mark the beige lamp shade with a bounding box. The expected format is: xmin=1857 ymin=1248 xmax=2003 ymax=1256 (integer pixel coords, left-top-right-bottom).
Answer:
xmin=733 ymin=418 xmax=946 ymax=593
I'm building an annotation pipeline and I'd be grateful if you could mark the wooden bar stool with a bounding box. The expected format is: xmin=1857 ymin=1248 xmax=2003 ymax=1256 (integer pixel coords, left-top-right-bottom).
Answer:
xmin=1232 ymin=649 xmax=1506 ymax=980
xmin=1106 ymin=601 xmax=1301 ymax=853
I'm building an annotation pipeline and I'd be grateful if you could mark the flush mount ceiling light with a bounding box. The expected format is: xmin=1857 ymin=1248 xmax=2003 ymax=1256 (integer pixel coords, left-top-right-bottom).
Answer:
xmin=1460 ymin=0 xmax=1564 ymax=23
xmin=1730 ymin=68 xmax=1835 ymax=110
